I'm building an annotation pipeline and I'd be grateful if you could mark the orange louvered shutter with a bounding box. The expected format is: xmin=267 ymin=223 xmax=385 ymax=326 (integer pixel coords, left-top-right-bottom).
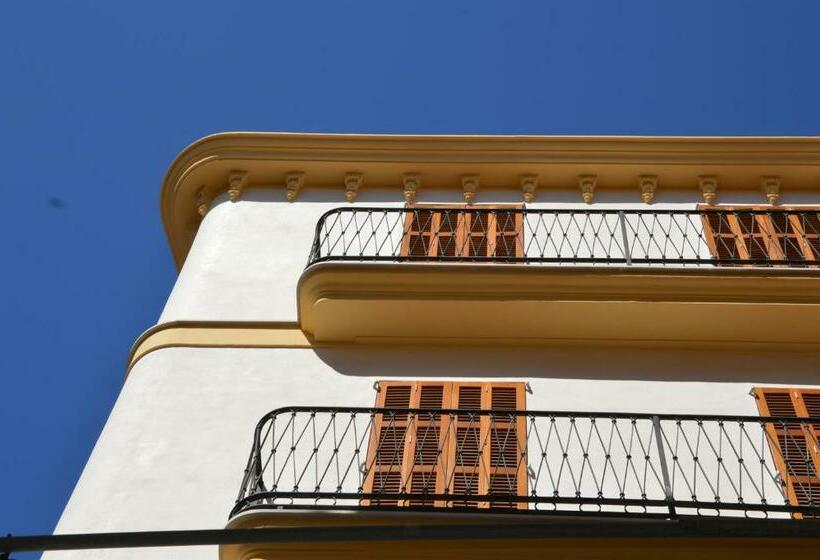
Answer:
xmin=489 ymin=209 xmax=524 ymax=258
xmin=401 ymin=206 xmax=523 ymax=259
xmin=485 ymin=384 xmax=528 ymax=509
xmin=700 ymin=206 xmax=820 ymax=265
xmin=449 ymin=384 xmax=484 ymax=507
xmin=364 ymin=382 xmax=452 ymax=507
xmin=401 ymin=208 xmax=460 ymax=258
xmin=406 ymin=383 xmax=452 ymax=506
xmin=366 ymin=381 xmax=527 ymax=510
xmin=755 ymin=388 xmax=820 ymax=517
xmin=363 ymin=382 xmax=412 ymax=506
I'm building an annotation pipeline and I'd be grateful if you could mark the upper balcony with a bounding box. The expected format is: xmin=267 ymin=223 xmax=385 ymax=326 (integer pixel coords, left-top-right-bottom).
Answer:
xmin=298 ymin=207 xmax=820 ymax=349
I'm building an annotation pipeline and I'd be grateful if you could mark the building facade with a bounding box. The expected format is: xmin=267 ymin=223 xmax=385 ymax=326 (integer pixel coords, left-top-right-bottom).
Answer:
xmin=48 ymin=134 xmax=820 ymax=558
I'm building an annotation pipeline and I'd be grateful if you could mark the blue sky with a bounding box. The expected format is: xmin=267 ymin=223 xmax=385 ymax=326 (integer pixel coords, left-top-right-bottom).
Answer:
xmin=1 ymin=0 xmax=819 ymax=553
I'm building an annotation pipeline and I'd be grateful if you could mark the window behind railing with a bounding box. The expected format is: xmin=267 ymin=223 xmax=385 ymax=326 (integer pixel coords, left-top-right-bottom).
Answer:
xmin=364 ymin=381 xmax=527 ymax=509
xmin=307 ymin=206 xmax=820 ymax=267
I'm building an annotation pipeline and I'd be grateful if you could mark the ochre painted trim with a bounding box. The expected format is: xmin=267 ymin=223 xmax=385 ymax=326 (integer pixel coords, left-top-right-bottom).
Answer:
xmin=127 ymin=321 xmax=312 ymax=373
xmin=298 ymin=263 xmax=820 ymax=350
xmin=161 ymin=133 xmax=820 ymax=268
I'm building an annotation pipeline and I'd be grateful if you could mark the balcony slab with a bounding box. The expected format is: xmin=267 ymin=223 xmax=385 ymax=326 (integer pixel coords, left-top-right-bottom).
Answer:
xmin=298 ymin=263 xmax=820 ymax=350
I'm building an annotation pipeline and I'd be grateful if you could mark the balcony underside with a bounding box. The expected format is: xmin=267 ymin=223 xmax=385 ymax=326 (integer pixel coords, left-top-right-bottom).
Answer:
xmin=298 ymin=263 xmax=820 ymax=350
xmin=221 ymin=510 xmax=820 ymax=560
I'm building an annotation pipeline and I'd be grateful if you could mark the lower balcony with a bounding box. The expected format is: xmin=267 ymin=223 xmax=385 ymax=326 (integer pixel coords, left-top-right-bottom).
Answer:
xmin=223 ymin=407 xmax=820 ymax=559
xmin=232 ymin=407 xmax=819 ymax=519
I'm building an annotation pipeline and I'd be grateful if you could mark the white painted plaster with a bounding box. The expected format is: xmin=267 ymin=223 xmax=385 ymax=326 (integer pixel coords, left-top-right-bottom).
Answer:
xmin=48 ymin=345 xmax=820 ymax=558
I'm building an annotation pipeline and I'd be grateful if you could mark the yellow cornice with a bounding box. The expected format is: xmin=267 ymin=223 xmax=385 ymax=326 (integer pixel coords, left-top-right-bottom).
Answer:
xmin=126 ymin=320 xmax=310 ymax=374
xmin=161 ymin=132 xmax=820 ymax=268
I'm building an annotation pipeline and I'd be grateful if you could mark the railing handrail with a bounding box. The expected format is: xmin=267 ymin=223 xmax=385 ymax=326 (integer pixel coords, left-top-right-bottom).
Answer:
xmin=250 ymin=405 xmax=820 ymax=434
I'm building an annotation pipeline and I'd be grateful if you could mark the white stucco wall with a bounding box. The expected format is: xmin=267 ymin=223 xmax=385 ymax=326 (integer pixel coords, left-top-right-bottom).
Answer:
xmin=48 ymin=344 xmax=820 ymax=559
xmin=47 ymin=188 xmax=820 ymax=558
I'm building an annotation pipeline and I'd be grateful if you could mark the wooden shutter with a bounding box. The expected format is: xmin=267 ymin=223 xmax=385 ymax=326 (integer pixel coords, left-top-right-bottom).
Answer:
xmin=449 ymin=383 xmax=484 ymax=507
xmin=401 ymin=205 xmax=524 ymax=259
xmin=755 ymin=387 xmax=820 ymax=517
xmin=363 ymin=382 xmax=413 ymax=506
xmin=485 ymin=384 xmax=528 ymax=509
xmin=700 ymin=206 xmax=820 ymax=265
xmin=366 ymin=380 xmax=527 ymax=510
xmin=447 ymin=382 xmax=527 ymax=509
xmin=406 ymin=383 xmax=452 ymax=506
xmin=364 ymin=381 xmax=452 ymax=507
xmin=401 ymin=208 xmax=460 ymax=258
xmin=490 ymin=209 xmax=524 ymax=258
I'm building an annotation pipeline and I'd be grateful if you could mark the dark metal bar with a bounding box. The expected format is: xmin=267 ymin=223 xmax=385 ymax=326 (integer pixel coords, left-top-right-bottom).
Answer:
xmin=618 ymin=210 xmax=632 ymax=266
xmin=652 ymin=415 xmax=677 ymax=518
xmin=4 ymin=518 xmax=820 ymax=553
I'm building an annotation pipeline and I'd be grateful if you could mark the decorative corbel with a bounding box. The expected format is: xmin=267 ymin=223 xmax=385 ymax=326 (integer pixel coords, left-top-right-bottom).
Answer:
xmin=521 ymin=175 xmax=538 ymax=203
xmin=698 ymin=176 xmax=718 ymax=205
xmin=402 ymin=173 xmax=420 ymax=204
xmin=578 ymin=175 xmax=597 ymax=204
xmin=194 ymin=186 xmax=211 ymax=217
xmin=344 ymin=173 xmax=363 ymax=202
xmin=285 ymin=172 xmax=304 ymax=202
xmin=761 ymin=176 xmax=781 ymax=205
xmin=639 ymin=175 xmax=658 ymax=204
xmin=227 ymin=170 xmax=247 ymax=202
xmin=462 ymin=175 xmax=479 ymax=205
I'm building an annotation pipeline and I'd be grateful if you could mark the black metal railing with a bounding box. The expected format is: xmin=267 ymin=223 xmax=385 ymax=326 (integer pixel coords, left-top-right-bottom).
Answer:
xmin=306 ymin=207 xmax=820 ymax=267
xmin=232 ymin=407 xmax=820 ymax=519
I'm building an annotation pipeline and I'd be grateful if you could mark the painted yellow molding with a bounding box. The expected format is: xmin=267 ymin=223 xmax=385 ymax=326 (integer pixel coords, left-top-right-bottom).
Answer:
xmin=461 ymin=174 xmax=479 ymax=204
xmin=402 ymin=173 xmax=420 ymax=204
xmin=227 ymin=170 xmax=247 ymax=202
xmin=161 ymin=133 xmax=820 ymax=268
xmin=639 ymin=175 xmax=657 ymax=204
xmin=298 ymin=263 xmax=820 ymax=351
xmin=761 ymin=176 xmax=781 ymax=205
xmin=578 ymin=174 xmax=596 ymax=203
xmin=521 ymin=174 xmax=538 ymax=203
xmin=699 ymin=175 xmax=719 ymax=205
xmin=285 ymin=171 xmax=304 ymax=202
xmin=127 ymin=321 xmax=311 ymax=373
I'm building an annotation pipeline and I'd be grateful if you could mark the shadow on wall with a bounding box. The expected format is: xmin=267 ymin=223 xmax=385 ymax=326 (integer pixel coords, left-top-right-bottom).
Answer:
xmin=312 ymin=345 xmax=820 ymax=385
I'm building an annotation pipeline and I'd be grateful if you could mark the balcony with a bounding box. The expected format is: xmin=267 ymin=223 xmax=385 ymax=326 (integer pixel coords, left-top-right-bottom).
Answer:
xmin=297 ymin=207 xmax=820 ymax=348
xmin=232 ymin=407 xmax=820 ymax=520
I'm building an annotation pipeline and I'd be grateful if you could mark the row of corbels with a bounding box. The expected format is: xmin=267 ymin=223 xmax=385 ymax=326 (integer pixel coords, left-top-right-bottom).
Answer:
xmin=194 ymin=171 xmax=783 ymax=216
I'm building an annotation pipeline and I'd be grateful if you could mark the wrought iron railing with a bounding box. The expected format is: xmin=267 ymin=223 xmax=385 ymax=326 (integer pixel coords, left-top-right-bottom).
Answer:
xmin=232 ymin=407 xmax=820 ymax=519
xmin=306 ymin=207 xmax=820 ymax=267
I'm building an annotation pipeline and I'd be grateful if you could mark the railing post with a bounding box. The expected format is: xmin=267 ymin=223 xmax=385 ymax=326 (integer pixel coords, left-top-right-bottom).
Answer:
xmin=651 ymin=415 xmax=677 ymax=518
xmin=618 ymin=211 xmax=632 ymax=266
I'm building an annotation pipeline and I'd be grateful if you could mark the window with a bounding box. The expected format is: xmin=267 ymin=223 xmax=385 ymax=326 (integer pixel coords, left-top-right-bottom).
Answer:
xmin=700 ymin=206 xmax=820 ymax=264
xmin=363 ymin=381 xmax=527 ymax=509
xmin=401 ymin=206 xmax=524 ymax=259
xmin=754 ymin=387 xmax=820 ymax=515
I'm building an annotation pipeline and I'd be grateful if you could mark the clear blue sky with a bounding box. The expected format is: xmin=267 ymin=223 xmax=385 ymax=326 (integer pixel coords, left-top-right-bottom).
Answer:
xmin=1 ymin=0 xmax=819 ymax=553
